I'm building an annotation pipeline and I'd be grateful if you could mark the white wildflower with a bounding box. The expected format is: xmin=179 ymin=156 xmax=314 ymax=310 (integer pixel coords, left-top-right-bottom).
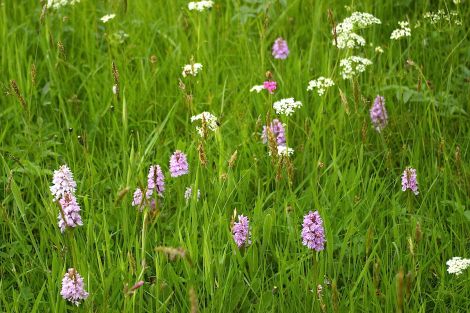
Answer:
xmin=250 ymin=85 xmax=265 ymax=93
xmin=424 ymin=10 xmax=461 ymax=25
xmin=109 ymin=30 xmax=129 ymax=44
xmin=390 ymin=21 xmax=411 ymax=40
xmin=375 ymin=46 xmax=384 ymax=53
xmin=339 ymin=56 xmax=373 ymax=80
xmin=184 ymin=187 xmax=201 ymax=202
xmin=100 ymin=14 xmax=116 ymax=23
xmin=191 ymin=111 xmax=218 ymax=137
xmin=268 ymin=145 xmax=294 ymax=157
xmin=182 ymin=63 xmax=203 ymax=77
xmin=307 ymin=77 xmax=335 ymax=96
xmin=333 ymin=12 xmax=381 ymax=49
xmin=272 ymin=98 xmax=302 ymax=116
xmin=446 ymin=257 xmax=470 ymax=275
xmin=188 ymin=1 xmax=214 ymax=11
xmin=47 ymin=0 xmax=80 ymax=9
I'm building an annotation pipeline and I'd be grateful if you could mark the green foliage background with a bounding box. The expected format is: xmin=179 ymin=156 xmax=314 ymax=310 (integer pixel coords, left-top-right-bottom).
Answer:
xmin=1 ymin=0 xmax=469 ymax=312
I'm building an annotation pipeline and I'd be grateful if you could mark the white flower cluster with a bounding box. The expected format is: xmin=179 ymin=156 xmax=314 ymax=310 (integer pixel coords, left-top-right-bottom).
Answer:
xmin=307 ymin=77 xmax=335 ymax=96
xmin=390 ymin=21 xmax=411 ymax=40
xmin=272 ymin=98 xmax=302 ymax=116
xmin=250 ymin=85 xmax=265 ymax=93
xmin=375 ymin=46 xmax=384 ymax=53
xmin=47 ymin=0 xmax=80 ymax=9
xmin=190 ymin=111 xmax=218 ymax=137
xmin=268 ymin=145 xmax=294 ymax=157
xmin=109 ymin=30 xmax=129 ymax=45
xmin=339 ymin=56 xmax=372 ymax=80
xmin=188 ymin=1 xmax=214 ymax=11
xmin=182 ymin=63 xmax=203 ymax=77
xmin=333 ymin=12 xmax=381 ymax=49
xmin=100 ymin=14 xmax=116 ymax=23
xmin=446 ymin=257 xmax=470 ymax=275
xmin=423 ymin=10 xmax=461 ymax=26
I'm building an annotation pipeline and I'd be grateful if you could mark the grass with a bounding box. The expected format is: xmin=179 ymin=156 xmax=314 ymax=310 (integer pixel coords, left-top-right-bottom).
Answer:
xmin=1 ymin=0 xmax=469 ymax=312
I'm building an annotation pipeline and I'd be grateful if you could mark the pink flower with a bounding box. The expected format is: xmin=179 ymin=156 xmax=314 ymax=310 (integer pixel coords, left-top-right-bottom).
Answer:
xmin=272 ymin=37 xmax=289 ymax=59
xmin=401 ymin=167 xmax=419 ymax=195
xmin=232 ymin=215 xmax=251 ymax=248
xmin=60 ymin=268 xmax=89 ymax=306
xmin=301 ymin=211 xmax=326 ymax=251
xmin=57 ymin=193 xmax=83 ymax=233
xmin=263 ymin=81 xmax=277 ymax=94
xmin=146 ymin=165 xmax=165 ymax=198
xmin=169 ymin=151 xmax=189 ymax=177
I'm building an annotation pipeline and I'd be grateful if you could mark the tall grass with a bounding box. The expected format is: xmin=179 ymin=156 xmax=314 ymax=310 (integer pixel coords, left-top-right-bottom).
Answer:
xmin=1 ymin=0 xmax=469 ymax=312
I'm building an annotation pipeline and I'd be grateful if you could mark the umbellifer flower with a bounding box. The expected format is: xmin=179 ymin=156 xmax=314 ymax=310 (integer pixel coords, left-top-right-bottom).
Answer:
xmin=100 ymin=13 xmax=116 ymax=23
xmin=182 ymin=63 xmax=203 ymax=77
xmin=190 ymin=112 xmax=219 ymax=137
xmin=169 ymin=151 xmax=189 ymax=177
xmin=272 ymin=37 xmax=289 ymax=59
xmin=188 ymin=1 xmax=214 ymax=11
xmin=446 ymin=257 xmax=470 ymax=275
xmin=390 ymin=21 xmax=411 ymax=40
xmin=232 ymin=215 xmax=251 ymax=248
xmin=61 ymin=268 xmax=89 ymax=306
xmin=307 ymin=77 xmax=335 ymax=96
xmin=272 ymin=98 xmax=302 ymax=116
xmin=339 ymin=56 xmax=372 ymax=80
xmin=370 ymin=95 xmax=388 ymax=132
xmin=301 ymin=211 xmax=326 ymax=251
xmin=401 ymin=167 xmax=419 ymax=195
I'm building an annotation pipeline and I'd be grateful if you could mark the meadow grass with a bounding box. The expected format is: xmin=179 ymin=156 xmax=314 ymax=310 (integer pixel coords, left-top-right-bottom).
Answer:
xmin=1 ymin=0 xmax=469 ymax=312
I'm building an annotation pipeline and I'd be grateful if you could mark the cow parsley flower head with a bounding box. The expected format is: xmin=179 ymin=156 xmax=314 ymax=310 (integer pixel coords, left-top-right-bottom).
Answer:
xmin=146 ymin=165 xmax=165 ymax=198
xmin=100 ymin=14 xmax=116 ymax=23
xmin=401 ymin=167 xmax=419 ymax=195
xmin=333 ymin=12 xmax=381 ymax=49
xmin=277 ymin=145 xmax=294 ymax=157
xmin=339 ymin=56 xmax=372 ymax=80
xmin=273 ymin=98 xmax=302 ymax=116
xmin=272 ymin=37 xmax=289 ymax=59
xmin=184 ymin=187 xmax=201 ymax=202
xmin=132 ymin=188 xmax=143 ymax=208
xmin=232 ymin=215 xmax=251 ymax=248
xmin=447 ymin=257 xmax=470 ymax=275
xmin=375 ymin=46 xmax=384 ymax=53
xmin=390 ymin=21 xmax=411 ymax=40
xmin=307 ymin=77 xmax=335 ymax=96
xmin=47 ymin=0 xmax=80 ymax=9
xmin=188 ymin=1 xmax=214 ymax=11
xmin=51 ymin=165 xmax=77 ymax=201
xmin=169 ymin=151 xmax=189 ymax=177
xmin=182 ymin=63 xmax=203 ymax=77
xmin=261 ymin=119 xmax=286 ymax=146
xmin=250 ymin=85 xmax=265 ymax=93
xmin=301 ymin=211 xmax=326 ymax=251
xmin=190 ymin=111 xmax=218 ymax=137
xmin=61 ymin=268 xmax=89 ymax=306
xmin=423 ymin=10 xmax=461 ymax=26
xmin=263 ymin=81 xmax=277 ymax=94
xmin=370 ymin=95 xmax=388 ymax=132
